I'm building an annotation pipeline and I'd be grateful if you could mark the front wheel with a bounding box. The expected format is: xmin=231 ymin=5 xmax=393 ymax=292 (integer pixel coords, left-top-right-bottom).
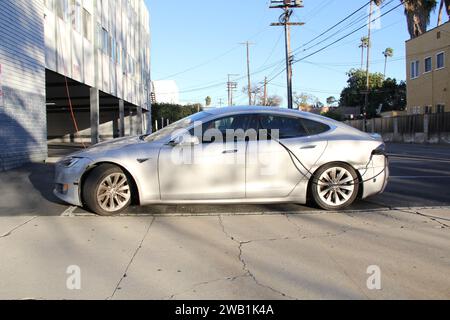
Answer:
xmin=311 ymin=163 xmax=359 ymax=210
xmin=83 ymin=164 xmax=132 ymax=216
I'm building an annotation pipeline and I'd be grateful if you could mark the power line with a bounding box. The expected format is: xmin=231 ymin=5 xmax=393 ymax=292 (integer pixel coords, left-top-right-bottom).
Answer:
xmin=303 ymin=0 xmax=335 ymax=23
xmin=237 ymin=0 xmax=405 ymax=107
xmin=295 ymin=0 xmax=395 ymax=56
xmin=292 ymin=1 xmax=406 ymax=65
xmin=292 ymin=0 xmax=371 ymax=54
xmin=156 ymin=24 xmax=272 ymax=80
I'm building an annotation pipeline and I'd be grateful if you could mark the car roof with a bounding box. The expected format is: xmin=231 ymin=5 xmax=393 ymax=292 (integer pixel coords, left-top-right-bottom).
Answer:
xmin=205 ymin=105 xmax=340 ymax=125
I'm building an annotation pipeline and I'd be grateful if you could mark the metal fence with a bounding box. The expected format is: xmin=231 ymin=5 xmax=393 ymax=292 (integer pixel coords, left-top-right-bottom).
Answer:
xmin=344 ymin=112 xmax=450 ymax=143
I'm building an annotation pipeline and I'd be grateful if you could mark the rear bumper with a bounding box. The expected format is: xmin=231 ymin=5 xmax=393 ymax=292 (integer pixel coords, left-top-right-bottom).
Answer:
xmin=361 ymin=156 xmax=389 ymax=199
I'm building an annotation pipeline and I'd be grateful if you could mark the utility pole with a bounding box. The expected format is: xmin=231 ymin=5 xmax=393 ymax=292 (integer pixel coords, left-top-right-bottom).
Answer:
xmin=263 ymin=77 xmax=268 ymax=106
xmin=240 ymin=41 xmax=254 ymax=105
xmin=363 ymin=0 xmax=374 ymax=132
xmin=270 ymin=0 xmax=304 ymax=109
xmin=227 ymin=74 xmax=239 ymax=106
xmin=218 ymin=98 xmax=223 ymax=107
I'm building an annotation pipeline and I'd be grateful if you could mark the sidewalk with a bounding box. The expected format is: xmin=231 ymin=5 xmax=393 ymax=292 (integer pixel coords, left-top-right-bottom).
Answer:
xmin=0 ymin=208 xmax=449 ymax=299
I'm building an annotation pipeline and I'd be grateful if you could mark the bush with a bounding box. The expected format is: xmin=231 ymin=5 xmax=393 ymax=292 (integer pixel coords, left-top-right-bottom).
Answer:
xmin=151 ymin=103 xmax=202 ymax=131
xmin=321 ymin=110 xmax=344 ymax=121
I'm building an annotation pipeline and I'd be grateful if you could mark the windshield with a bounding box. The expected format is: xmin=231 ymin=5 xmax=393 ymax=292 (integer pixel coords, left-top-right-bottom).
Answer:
xmin=144 ymin=111 xmax=211 ymax=142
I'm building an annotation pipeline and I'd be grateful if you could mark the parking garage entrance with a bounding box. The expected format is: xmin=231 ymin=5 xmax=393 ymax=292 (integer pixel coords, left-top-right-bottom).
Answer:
xmin=45 ymin=70 xmax=148 ymax=157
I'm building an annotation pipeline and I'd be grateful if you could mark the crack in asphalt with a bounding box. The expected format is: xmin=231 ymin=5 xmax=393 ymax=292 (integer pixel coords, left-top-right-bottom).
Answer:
xmin=285 ymin=213 xmax=350 ymax=239
xmin=166 ymin=274 xmax=249 ymax=300
xmin=218 ymin=215 xmax=296 ymax=300
xmin=107 ymin=217 xmax=155 ymax=300
xmin=398 ymin=209 xmax=450 ymax=229
xmin=0 ymin=216 xmax=38 ymax=239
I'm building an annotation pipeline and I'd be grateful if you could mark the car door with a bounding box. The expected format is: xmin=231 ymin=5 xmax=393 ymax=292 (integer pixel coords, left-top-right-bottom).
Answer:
xmin=158 ymin=114 xmax=250 ymax=200
xmin=246 ymin=113 xmax=329 ymax=199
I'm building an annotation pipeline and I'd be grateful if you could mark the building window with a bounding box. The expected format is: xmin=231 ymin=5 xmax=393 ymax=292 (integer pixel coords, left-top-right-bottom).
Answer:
xmin=102 ymin=28 xmax=110 ymax=55
xmin=95 ymin=23 xmax=102 ymax=50
xmin=437 ymin=52 xmax=445 ymax=69
xmin=436 ymin=104 xmax=445 ymax=113
xmin=424 ymin=57 xmax=432 ymax=73
xmin=83 ymin=9 xmax=92 ymax=41
xmin=410 ymin=60 xmax=419 ymax=79
xmin=71 ymin=0 xmax=82 ymax=33
xmin=45 ymin=0 xmax=55 ymax=10
xmin=424 ymin=106 xmax=432 ymax=114
xmin=56 ymin=0 xmax=69 ymax=21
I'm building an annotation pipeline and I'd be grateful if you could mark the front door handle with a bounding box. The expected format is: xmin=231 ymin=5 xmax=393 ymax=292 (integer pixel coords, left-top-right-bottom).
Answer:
xmin=300 ymin=145 xmax=317 ymax=150
xmin=222 ymin=149 xmax=238 ymax=154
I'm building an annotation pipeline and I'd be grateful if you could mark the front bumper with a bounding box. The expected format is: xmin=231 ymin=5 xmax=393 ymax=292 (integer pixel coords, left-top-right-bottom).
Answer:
xmin=53 ymin=158 xmax=93 ymax=207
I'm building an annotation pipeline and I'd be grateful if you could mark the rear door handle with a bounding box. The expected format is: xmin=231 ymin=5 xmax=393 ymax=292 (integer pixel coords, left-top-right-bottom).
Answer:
xmin=300 ymin=145 xmax=317 ymax=150
xmin=222 ymin=149 xmax=238 ymax=154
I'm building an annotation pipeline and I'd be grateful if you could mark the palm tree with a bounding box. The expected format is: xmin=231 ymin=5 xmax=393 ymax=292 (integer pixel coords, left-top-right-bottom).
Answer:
xmin=359 ymin=37 xmax=370 ymax=69
xmin=403 ymin=0 xmax=438 ymax=39
xmin=437 ymin=0 xmax=450 ymax=26
xmin=382 ymin=48 xmax=394 ymax=78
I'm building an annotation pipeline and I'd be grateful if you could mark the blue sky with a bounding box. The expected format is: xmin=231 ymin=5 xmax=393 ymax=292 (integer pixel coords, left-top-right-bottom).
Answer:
xmin=145 ymin=0 xmax=441 ymax=107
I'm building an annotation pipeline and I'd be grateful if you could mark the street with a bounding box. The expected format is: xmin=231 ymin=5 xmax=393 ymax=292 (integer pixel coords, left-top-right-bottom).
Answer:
xmin=0 ymin=143 xmax=449 ymax=299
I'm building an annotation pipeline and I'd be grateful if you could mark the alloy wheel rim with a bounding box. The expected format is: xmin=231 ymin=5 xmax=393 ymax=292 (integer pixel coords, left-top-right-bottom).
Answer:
xmin=97 ymin=173 xmax=131 ymax=212
xmin=317 ymin=167 xmax=355 ymax=207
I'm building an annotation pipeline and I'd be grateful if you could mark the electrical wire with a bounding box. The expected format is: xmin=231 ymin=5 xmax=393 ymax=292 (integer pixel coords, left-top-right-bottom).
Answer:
xmin=293 ymin=1 xmax=406 ymax=65
xmin=292 ymin=0 xmax=371 ymax=53
xmin=232 ymin=0 xmax=406 ymax=106
xmin=64 ymin=76 xmax=87 ymax=149
xmin=260 ymin=122 xmax=388 ymax=187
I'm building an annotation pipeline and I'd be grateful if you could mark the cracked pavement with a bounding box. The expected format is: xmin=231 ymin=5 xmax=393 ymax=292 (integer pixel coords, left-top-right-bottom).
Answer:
xmin=0 ymin=207 xmax=449 ymax=299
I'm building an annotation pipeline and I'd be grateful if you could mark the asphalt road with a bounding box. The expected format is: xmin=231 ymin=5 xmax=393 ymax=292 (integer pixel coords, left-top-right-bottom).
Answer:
xmin=1 ymin=143 xmax=450 ymax=217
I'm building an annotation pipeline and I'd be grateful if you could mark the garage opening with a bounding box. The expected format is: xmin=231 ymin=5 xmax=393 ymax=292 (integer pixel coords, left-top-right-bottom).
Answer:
xmin=45 ymin=70 xmax=144 ymax=158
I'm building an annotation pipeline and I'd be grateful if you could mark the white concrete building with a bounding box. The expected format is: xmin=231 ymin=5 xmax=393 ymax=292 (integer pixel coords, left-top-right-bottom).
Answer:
xmin=0 ymin=0 xmax=151 ymax=170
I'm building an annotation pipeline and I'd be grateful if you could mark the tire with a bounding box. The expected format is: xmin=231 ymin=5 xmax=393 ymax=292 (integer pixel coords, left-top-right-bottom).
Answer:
xmin=82 ymin=164 xmax=132 ymax=216
xmin=311 ymin=162 xmax=359 ymax=211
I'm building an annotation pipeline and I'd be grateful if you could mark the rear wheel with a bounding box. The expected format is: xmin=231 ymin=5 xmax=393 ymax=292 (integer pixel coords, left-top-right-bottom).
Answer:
xmin=311 ymin=163 xmax=359 ymax=210
xmin=83 ymin=164 xmax=132 ymax=216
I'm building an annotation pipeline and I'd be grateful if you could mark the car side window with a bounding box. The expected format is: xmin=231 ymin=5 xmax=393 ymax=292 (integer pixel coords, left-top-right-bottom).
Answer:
xmin=300 ymin=118 xmax=330 ymax=136
xmin=189 ymin=115 xmax=251 ymax=143
xmin=255 ymin=114 xmax=329 ymax=139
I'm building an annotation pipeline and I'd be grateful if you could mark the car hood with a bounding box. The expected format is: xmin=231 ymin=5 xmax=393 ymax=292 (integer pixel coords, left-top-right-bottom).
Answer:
xmin=68 ymin=136 xmax=161 ymax=159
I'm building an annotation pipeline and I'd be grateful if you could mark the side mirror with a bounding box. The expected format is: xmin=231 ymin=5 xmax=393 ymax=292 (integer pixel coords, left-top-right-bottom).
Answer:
xmin=169 ymin=134 xmax=200 ymax=147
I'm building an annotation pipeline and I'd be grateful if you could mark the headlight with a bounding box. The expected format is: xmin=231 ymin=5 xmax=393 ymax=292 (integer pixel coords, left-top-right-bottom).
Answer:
xmin=59 ymin=157 xmax=83 ymax=168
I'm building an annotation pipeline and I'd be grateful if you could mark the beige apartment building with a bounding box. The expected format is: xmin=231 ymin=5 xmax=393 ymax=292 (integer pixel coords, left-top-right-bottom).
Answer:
xmin=406 ymin=21 xmax=449 ymax=114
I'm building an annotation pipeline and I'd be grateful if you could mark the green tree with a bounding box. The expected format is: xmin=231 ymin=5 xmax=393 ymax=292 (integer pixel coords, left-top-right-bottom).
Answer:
xmin=437 ymin=0 xmax=450 ymax=25
xmin=339 ymin=69 xmax=406 ymax=117
xmin=403 ymin=0 xmax=438 ymax=38
xmin=293 ymin=92 xmax=319 ymax=110
xmin=382 ymin=47 xmax=394 ymax=78
xmin=205 ymin=96 xmax=212 ymax=107
xmin=321 ymin=110 xmax=344 ymax=121
xmin=359 ymin=36 xmax=370 ymax=69
xmin=151 ymin=103 xmax=202 ymax=131
xmin=326 ymin=96 xmax=337 ymax=106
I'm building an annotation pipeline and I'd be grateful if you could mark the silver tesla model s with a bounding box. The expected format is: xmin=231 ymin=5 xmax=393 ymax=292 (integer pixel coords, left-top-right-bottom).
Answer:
xmin=54 ymin=106 xmax=389 ymax=215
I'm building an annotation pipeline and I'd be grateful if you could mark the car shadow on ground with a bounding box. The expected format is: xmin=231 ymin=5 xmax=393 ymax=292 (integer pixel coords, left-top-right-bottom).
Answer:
xmin=0 ymin=162 xmax=392 ymax=217
xmin=28 ymin=163 xmax=65 ymax=205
